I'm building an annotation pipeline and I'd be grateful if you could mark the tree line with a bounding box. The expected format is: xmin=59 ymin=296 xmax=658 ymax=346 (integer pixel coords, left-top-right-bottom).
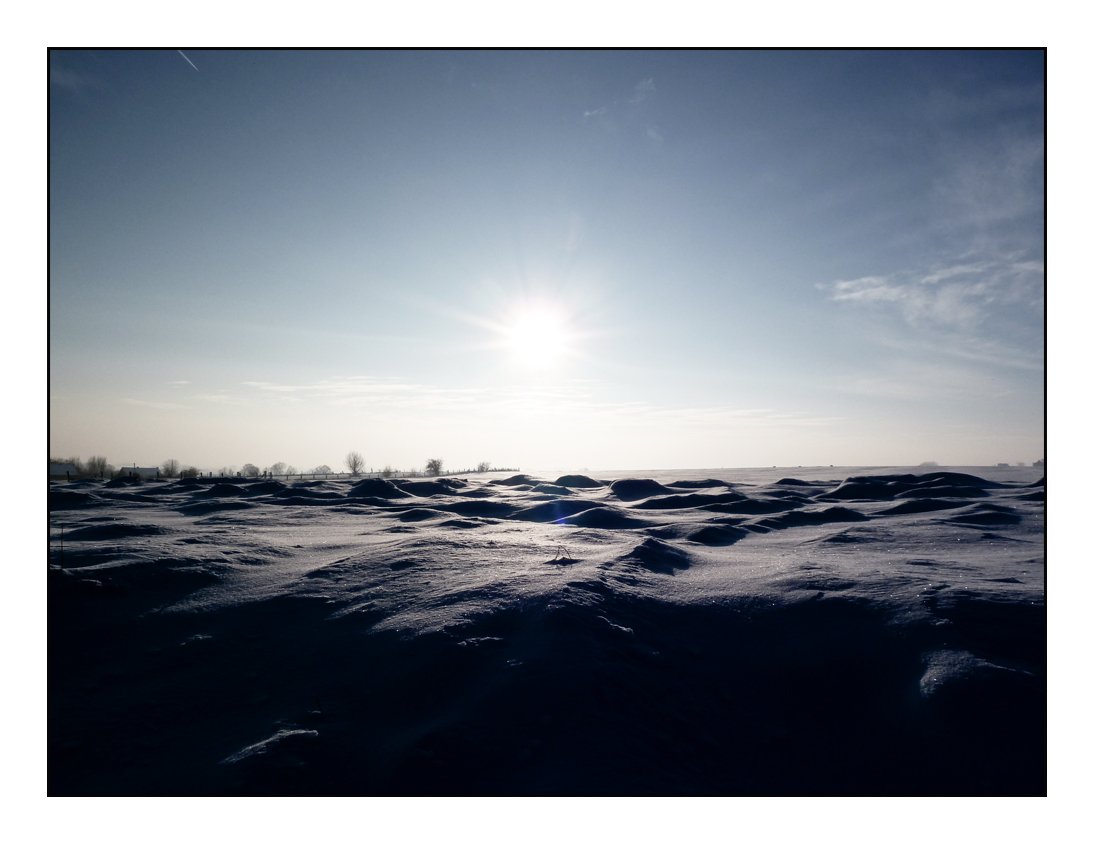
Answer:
xmin=343 ymin=453 xmax=502 ymax=478
xmin=50 ymin=453 xmax=512 ymax=480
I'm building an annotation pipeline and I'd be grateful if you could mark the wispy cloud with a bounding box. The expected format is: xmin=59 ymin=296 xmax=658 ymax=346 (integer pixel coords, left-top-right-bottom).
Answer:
xmin=822 ymin=256 xmax=1043 ymax=331
xmin=933 ymin=135 xmax=1043 ymax=235
xmin=122 ymin=398 xmax=187 ymax=411
xmin=192 ymin=392 xmax=249 ymax=406
xmin=819 ymin=247 xmax=1043 ymax=385
xmin=49 ymin=66 xmax=101 ymax=93
xmin=629 ymin=78 xmax=655 ymax=104
xmin=231 ymin=376 xmax=838 ymax=432
xmin=583 ymin=77 xmax=657 ymax=138
xmin=910 ymin=331 xmax=1042 ymax=372
xmin=242 ymin=377 xmax=489 ymax=411
xmin=836 ymin=358 xmax=1031 ymax=402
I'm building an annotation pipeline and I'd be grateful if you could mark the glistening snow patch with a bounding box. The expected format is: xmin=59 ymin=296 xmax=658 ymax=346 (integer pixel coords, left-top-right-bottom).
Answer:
xmin=219 ymin=729 xmax=319 ymax=765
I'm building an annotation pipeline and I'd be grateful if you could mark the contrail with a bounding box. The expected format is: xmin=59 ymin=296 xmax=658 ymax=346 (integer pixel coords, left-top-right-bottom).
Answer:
xmin=177 ymin=50 xmax=199 ymax=72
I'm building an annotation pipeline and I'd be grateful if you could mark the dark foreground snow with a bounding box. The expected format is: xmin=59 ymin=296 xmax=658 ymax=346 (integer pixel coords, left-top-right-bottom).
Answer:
xmin=48 ymin=466 xmax=1045 ymax=795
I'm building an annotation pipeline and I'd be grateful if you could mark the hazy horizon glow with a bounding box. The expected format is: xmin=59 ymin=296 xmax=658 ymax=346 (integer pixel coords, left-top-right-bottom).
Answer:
xmin=49 ymin=50 xmax=1044 ymax=472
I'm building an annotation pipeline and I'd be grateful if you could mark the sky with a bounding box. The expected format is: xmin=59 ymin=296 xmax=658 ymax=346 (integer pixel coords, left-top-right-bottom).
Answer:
xmin=48 ymin=49 xmax=1045 ymax=473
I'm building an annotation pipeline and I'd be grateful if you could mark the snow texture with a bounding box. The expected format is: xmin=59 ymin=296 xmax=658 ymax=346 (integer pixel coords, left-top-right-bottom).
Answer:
xmin=48 ymin=466 xmax=1045 ymax=795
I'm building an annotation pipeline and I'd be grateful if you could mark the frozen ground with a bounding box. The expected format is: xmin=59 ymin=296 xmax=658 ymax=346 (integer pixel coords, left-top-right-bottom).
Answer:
xmin=48 ymin=466 xmax=1045 ymax=795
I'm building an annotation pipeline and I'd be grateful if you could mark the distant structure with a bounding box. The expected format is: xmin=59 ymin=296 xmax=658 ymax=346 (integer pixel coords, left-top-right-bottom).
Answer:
xmin=48 ymin=462 xmax=79 ymax=480
xmin=1033 ymin=459 xmax=1045 ymax=469
xmin=115 ymin=466 xmax=161 ymax=480
xmin=996 ymin=463 xmax=1010 ymax=467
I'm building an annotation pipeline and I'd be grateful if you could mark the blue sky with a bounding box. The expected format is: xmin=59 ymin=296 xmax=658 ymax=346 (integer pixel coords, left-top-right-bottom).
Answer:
xmin=49 ymin=50 xmax=1044 ymax=472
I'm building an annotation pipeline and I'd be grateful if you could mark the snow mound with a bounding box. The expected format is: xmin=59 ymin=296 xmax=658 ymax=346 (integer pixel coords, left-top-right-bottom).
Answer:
xmin=347 ymin=478 xmax=412 ymax=498
xmin=178 ymin=500 xmax=255 ymax=515
xmin=490 ymin=474 xmax=537 ymax=486
xmin=665 ymin=478 xmax=732 ymax=489
xmin=554 ymin=474 xmax=605 ymax=488
xmin=555 ymin=506 xmax=650 ymax=529
xmin=609 ymin=478 xmax=677 ymax=501
xmin=620 ymin=537 xmax=692 ymax=573
xmin=64 ymin=523 xmax=170 ymax=541
xmin=686 ymin=524 xmax=749 ymax=546
xmin=50 ymin=490 xmax=97 ymax=510
xmin=753 ymin=506 xmax=867 ymax=530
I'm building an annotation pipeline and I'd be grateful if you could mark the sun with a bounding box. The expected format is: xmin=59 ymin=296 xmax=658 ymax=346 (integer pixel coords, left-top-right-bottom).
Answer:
xmin=506 ymin=306 xmax=568 ymax=369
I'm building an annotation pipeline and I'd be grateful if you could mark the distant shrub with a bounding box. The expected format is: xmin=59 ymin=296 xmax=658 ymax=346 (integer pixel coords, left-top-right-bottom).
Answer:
xmin=269 ymin=461 xmax=286 ymax=476
xmin=313 ymin=464 xmax=332 ymax=475
xmin=285 ymin=465 xmax=298 ymax=476
xmin=918 ymin=461 xmax=939 ymax=467
xmin=381 ymin=466 xmax=394 ymax=478
xmin=425 ymin=457 xmax=444 ymax=476
xmin=181 ymin=466 xmax=199 ymax=478
xmin=476 ymin=461 xmax=491 ymax=473
xmin=242 ymin=463 xmax=260 ymax=477
xmin=161 ymin=458 xmax=180 ymax=478
xmin=345 ymin=452 xmax=365 ymax=476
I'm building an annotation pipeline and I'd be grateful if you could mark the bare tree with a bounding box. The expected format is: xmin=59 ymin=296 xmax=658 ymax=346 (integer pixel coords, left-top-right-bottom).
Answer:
xmin=381 ymin=465 xmax=394 ymax=478
xmin=345 ymin=451 xmax=365 ymax=476
xmin=270 ymin=461 xmax=287 ymax=476
xmin=476 ymin=461 xmax=491 ymax=473
xmin=313 ymin=464 xmax=331 ymax=475
xmin=86 ymin=455 xmax=111 ymax=477
xmin=161 ymin=458 xmax=181 ymax=478
xmin=425 ymin=457 xmax=444 ymax=476
xmin=181 ymin=466 xmax=199 ymax=478
xmin=242 ymin=463 xmax=260 ymax=477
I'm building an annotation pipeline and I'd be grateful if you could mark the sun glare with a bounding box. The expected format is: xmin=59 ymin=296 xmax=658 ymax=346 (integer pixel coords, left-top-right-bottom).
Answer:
xmin=506 ymin=307 xmax=568 ymax=369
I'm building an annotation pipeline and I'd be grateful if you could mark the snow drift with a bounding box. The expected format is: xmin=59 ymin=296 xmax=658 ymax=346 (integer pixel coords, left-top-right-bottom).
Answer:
xmin=49 ymin=466 xmax=1045 ymax=795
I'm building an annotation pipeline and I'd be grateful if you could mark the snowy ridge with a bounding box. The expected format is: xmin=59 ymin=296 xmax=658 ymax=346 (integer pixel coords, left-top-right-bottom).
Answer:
xmin=49 ymin=467 xmax=1045 ymax=795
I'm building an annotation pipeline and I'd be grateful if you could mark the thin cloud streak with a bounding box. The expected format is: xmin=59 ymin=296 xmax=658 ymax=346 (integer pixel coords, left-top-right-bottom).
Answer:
xmin=177 ymin=50 xmax=199 ymax=72
xmin=228 ymin=376 xmax=839 ymax=431
xmin=835 ymin=358 xmax=1031 ymax=402
xmin=122 ymin=398 xmax=187 ymax=411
